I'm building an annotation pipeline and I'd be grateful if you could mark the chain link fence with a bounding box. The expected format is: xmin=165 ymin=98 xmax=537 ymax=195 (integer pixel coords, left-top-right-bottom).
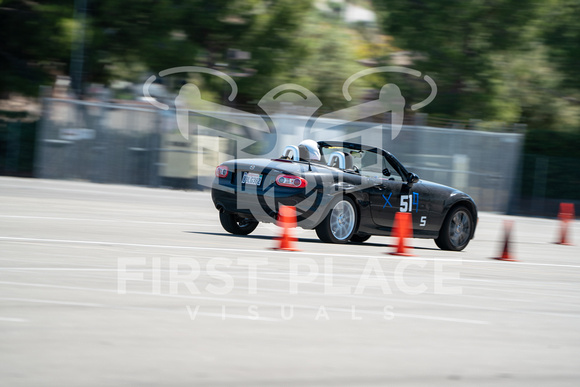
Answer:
xmin=509 ymin=154 xmax=580 ymax=217
xmin=35 ymin=99 xmax=524 ymax=212
xmin=390 ymin=126 xmax=523 ymax=213
xmin=36 ymin=99 xmax=160 ymax=185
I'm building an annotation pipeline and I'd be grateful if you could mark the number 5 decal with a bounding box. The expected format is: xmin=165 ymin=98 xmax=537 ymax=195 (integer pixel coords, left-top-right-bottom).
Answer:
xmin=420 ymin=216 xmax=427 ymax=227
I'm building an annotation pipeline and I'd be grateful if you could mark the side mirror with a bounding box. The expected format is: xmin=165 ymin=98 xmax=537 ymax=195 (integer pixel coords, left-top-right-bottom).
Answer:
xmin=407 ymin=173 xmax=420 ymax=186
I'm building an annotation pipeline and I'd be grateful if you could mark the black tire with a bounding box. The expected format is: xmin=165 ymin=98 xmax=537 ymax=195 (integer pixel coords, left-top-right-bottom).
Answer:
xmin=435 ymin=205 xmax=473 ymax=251
xmin=350 ymin=234 xmax=371 ymax=243
xmin=219 ymin=211 xmax=259 ymax=235
xmin=315 ymin=196 xmax=358 ymax=244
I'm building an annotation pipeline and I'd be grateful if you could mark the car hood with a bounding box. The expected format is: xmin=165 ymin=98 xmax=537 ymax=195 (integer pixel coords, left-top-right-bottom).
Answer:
xmin=419 ymin=179 xmax=462 ymax=193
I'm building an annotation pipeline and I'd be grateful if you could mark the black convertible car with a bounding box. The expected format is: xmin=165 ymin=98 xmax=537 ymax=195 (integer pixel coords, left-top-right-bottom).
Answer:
xmin=211 ymin=141 xmax=477 ymax=251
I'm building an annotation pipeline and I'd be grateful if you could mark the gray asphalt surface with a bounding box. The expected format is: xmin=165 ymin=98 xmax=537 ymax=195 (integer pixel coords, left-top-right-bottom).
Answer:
xmin=1 ymin=176 xmax=579 ymax=386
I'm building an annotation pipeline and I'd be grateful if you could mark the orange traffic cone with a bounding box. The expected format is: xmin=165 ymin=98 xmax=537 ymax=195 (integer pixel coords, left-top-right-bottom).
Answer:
xmin=271 ymin=205 xmax=300 ymax=251
xmin=493 ymin=220 xmax=516 ymax=262
xmin=389 ymin=212 xmax=414 ymax=256
xmin=555 ymin=203 xmax=574 ymax=246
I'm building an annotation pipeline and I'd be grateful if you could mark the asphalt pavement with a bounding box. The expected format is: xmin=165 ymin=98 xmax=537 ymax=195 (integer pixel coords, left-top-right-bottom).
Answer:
xmin=1 ymin=177 xmax=579 ymax=386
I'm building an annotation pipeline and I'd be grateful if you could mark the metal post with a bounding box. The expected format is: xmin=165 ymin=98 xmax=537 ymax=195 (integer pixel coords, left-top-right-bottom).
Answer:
xmin=70 ymin=0 xmax=87 ymax=97
xmin=533 ymin=156 xmax=549 ymax=215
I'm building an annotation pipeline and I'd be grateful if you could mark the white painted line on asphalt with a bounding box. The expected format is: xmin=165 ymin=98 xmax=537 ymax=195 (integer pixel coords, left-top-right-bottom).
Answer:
xmin=0 ymin=297 xmax=280 ymax=322
xmin=182 ymin=311 xmax=281 ymax=322
xmin=395 ymin=313 xmax=487 ymax=325
xmin=179 ymin=282 xmax=580 ymax=319
xmin=0 ymin=297 xmax=104 ymax=308
xmin=0 ymin=215 xmax=216 ymax=227
xmin=0 ymin=316 xmax=28 ymax=323
xmin=447 ymin=276 xmax=580 ymax=292
xmin=0 ymin=268 xmax=126 ymax=271
xmin=397 ymin=296 xmax=580 ymax=319
xmin=461 ymin=291 xmax=580 ymax=308
xmin=2 ymin=236 xmax=580 ymax=269
xmin=464 ymin=284 xmax=580 ymax=300
xmin=0 ymin=257 xmax=118 ymax=267
xmin=0 ymin=183 xmax=192 ymax=200
xmin=5 ymin=266 xmax=579 ymax=310
xmin=3 ymin=266 xmax=580 ymax=295
xmin=4 ymin=263 xmax=579 ymax=313
xmin=0 ymin=281 xmax=489 ymax=325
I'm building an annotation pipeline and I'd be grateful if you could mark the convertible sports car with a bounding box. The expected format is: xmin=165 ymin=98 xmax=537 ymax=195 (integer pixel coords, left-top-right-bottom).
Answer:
xmin=211 ymin=140 xmax=477 ymax=251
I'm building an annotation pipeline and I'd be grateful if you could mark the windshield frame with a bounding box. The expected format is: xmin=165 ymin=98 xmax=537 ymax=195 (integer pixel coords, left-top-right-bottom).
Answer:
xmin=317 ymin=141 xmax=411 ymax=180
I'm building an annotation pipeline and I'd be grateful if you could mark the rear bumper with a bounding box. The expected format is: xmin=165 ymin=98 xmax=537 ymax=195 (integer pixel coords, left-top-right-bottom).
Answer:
xmin=211 ymin=179 xmax=329 ymax=228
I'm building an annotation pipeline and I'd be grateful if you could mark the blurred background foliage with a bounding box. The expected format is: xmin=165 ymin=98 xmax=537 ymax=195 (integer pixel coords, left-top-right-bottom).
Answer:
xmin=1 ymin=0 xmax=579 ymax=197
xmin=1 ymin=0 xmax=579 ymax=130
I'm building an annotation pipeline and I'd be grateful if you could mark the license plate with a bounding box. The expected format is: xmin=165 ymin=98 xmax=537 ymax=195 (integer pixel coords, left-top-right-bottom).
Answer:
xmin=242 ymin=172 xmax=262 ymax=186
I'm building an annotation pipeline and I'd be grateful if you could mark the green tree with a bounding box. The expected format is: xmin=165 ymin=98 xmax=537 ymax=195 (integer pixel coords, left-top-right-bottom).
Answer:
xmin=237 ymin=1 xmax=369 ymax=111
xmin=1 ymin=0 xmax=374 ymax=109
xmin=542 ymin=0 xmax=580 ymax=91
xmin=371 ymin=0 xmax=541 ymax=120
xmin=0 ymin=0 xmax=73 ymax=96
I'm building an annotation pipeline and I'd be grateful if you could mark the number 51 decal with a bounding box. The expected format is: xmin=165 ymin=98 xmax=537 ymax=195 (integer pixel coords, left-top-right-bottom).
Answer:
xmin=399 ymin=193 xmax=419 ymax=212
xmin=400 ymin=195 xmax=412 ymax=212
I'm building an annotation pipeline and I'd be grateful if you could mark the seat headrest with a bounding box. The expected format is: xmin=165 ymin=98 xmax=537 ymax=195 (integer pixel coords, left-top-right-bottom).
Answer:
xmin=298 ymin=144 xmax=310 ymax=162
xmin=344 ymin=152 xmax=354 ymax=170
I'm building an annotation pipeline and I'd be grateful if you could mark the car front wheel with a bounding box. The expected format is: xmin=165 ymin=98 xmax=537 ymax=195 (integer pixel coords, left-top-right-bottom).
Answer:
xmin=315 ymin=196 xmax=358 ymax=244
xmin=435 ymin=205 xmax=473 ymax=251
xmin=219 ymin=212 xmax=259 ymax=235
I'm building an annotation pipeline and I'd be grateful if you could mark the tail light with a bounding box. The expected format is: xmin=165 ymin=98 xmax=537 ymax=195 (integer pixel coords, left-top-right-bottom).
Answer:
xmin=215 ymin=165 xmax=229 ymax=178
xmin=276 ymin=174 xmax=307 ymax=188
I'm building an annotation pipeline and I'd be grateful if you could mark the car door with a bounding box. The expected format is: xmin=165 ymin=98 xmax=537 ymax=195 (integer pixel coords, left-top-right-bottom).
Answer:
xmin=401 ymin=181 xmax=431 ymax=232
xmin=358 ymin=149 xmax=430 ymax=231
xmin=368 ymin=178 xmax=404 ymax=228
xmin=368 ymin=179 xmax=430 ymax=230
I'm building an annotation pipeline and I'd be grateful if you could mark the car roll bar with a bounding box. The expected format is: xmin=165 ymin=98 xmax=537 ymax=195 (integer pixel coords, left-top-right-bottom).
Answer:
xmin=281 ymin=145 xmax=300 ymax=161
xmin=327 ymin=151 xmax=346 ymax=170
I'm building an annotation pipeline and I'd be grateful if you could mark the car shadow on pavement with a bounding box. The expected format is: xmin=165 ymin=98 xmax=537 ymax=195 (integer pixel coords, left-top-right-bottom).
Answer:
xmin=185 ymin=231 xmax=441 ymax=251
xmin=186 ymin=231 xmax=323 ymax=243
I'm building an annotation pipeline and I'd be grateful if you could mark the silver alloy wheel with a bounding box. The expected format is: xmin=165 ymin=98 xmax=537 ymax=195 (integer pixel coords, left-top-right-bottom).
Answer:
xmin=329 ymin=199 xmax=356 ymax=241
xmin=448 ymin=209 xmax=471 ymax=248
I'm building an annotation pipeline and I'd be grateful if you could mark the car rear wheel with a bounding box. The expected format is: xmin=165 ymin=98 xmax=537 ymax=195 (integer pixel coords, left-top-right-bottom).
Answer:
xmin=435 ymin=205 xmax=473 ymax=251
xmin=219 ymin=211 xmax=259 ymax=235
xmin=315 ymin=197 xmax=357 ymax=244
